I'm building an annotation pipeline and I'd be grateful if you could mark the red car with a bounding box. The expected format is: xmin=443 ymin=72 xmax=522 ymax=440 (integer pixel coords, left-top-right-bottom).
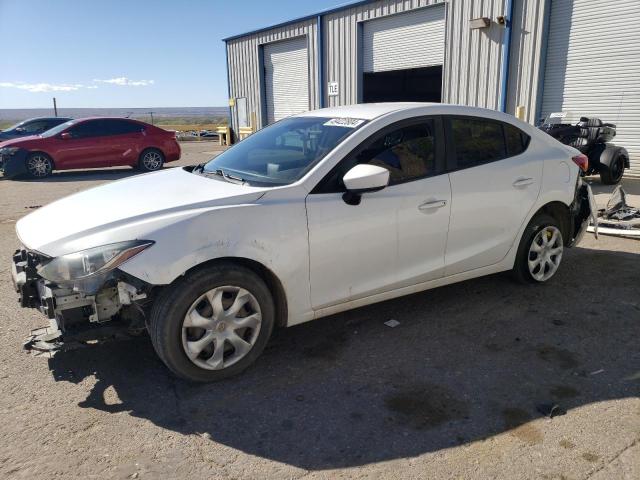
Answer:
xmin=0 ymin=117 xmax=181 ymax=178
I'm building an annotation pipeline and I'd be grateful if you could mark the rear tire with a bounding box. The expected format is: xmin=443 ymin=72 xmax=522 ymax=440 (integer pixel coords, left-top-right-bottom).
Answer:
xmin=512 ymin=214 xmax=564 ymax=284
xmin=149 ymin=263 xmax=275 ymax=382
xmin=138 ymin=148 xmax=164 ymax=172
xmin=25 ymin=152 xmax=53 ymax=178
xmin=600 ymin=153 xmax=624 ymax=185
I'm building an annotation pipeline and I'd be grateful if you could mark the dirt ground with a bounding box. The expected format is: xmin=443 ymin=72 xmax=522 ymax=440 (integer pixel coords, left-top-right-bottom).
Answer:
xmin=0 ymin=142 xmax=639 ymax=479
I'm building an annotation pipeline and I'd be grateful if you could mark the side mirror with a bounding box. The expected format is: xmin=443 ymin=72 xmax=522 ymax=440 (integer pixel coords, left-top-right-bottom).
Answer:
xmin=60 ymin=132 xmax=72 ymax=140
xmin=342 ymin=164 xmax=389 ymax=205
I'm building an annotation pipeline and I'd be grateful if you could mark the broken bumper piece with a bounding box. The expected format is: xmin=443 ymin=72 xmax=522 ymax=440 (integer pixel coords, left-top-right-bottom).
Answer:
xmin=23 ymin=322 xmax=136 ymax=357
xmin=23 ymin=326 xmax=64 ymax=355
xmin=587 ymin=186 xmax=640 ymax=238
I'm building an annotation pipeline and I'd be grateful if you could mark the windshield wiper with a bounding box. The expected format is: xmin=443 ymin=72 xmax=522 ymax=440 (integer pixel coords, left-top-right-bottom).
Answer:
xmin=201 ymin=167 xmax=246 ymax=184
xmin=217 ymin=169 xmax=246 ymax=183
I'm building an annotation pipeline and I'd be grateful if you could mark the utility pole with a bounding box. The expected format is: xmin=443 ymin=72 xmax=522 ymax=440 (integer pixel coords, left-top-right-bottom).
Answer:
xmin=53 ymin=97 xmax=58 ymax=117
xmin=148 ymin=111 xmax=154 ymax=125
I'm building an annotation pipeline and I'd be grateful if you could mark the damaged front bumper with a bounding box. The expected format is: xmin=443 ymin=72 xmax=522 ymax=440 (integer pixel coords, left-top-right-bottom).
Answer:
xmin=0 ymin=148 xmax=29 ymax=178
xmin=12 ymin=248 xmax=150 ymax=355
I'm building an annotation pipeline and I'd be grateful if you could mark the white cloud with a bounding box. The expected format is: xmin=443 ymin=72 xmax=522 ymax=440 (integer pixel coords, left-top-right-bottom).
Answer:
xmin=0 ymin=81 xmax=89 ymax=93
xmin=93 ymin=77 xmax=155 ymax=87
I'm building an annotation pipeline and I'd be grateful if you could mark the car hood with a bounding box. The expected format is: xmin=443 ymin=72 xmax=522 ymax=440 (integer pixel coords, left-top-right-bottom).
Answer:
xmin=0 ymin=134 xmax=41 ymax=147
xmin=16 ymin=167 xmax=269 ymax=256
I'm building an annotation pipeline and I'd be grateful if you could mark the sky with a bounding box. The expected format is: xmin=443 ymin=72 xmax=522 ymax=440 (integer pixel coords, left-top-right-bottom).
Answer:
xmin=0 ymin=0 xmax=345 ymax=109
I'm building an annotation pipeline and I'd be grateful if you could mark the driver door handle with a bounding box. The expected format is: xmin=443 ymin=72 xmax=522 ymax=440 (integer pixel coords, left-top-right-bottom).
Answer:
xmin=513 ymin=177 xmax=534 ymax=187
xmin=419 ymin=199 xmax=447 ymax=211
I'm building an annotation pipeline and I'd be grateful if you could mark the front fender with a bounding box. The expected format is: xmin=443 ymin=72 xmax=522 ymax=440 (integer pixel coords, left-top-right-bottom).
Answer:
xmin=596 ymin=144 xmax=629 ymax=169
xmin=119 ymin=200 xmax=313 ymax=324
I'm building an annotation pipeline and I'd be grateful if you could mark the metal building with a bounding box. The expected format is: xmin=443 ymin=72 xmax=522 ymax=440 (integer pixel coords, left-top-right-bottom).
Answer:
xmin=224 ymin=0 xmax=640 ymax=176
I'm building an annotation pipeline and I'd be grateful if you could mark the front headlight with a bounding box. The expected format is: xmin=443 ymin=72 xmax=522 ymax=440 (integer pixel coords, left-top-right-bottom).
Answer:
xmin=0 ymin=147 xmax=19 ymax=156
xmin=37 ymin=240 xmax=154 ymax=283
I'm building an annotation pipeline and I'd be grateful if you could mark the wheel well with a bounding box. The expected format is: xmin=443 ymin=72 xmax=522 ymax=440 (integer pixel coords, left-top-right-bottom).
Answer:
xmin=183 ymin=257 xmax=288 ymax=328
xmin=531 ymin=202 xmax=571 ymax=244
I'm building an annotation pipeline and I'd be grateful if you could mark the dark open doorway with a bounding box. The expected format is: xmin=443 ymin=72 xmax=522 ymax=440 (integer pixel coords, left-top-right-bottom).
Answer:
xmin=362 ymin=65 xmax=442 ymax=103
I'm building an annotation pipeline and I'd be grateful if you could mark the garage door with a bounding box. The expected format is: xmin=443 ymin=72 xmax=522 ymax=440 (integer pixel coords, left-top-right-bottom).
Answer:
xmin=541 ymin=0 xmax=640 ymax=177
xmin=264 ymin=37 xmax=309 ymax=124
xmin=362 ymin=5 xmax=445 ymax=73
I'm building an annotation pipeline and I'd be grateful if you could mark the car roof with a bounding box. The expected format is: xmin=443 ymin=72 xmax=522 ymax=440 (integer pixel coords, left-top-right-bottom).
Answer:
xmin=21 ymin=117 xmax=72 ymax=122
xmin=295 ymin=103 xmax=435 ymax=120
xmin=73 ymin=117 xmax=144 ymax=123
xmin=296 ymin=102 xmax=527 ymax=124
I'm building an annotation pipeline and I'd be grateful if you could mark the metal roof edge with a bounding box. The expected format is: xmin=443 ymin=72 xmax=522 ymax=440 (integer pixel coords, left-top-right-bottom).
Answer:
xmin=222 ymin=0 xmax=376 ymax=42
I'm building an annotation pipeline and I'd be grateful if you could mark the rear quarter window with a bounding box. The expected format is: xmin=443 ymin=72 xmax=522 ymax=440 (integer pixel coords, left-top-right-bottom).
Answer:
xmin=504 ymin=123 xmax=530 ymax=156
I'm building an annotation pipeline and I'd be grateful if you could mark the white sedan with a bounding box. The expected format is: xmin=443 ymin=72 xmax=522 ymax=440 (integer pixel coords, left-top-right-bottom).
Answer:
xmin=12 ymin=104 xmax=595 ymax=382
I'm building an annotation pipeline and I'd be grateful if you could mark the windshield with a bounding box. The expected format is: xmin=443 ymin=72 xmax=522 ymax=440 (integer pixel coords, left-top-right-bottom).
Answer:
xmin=41 ymin=119 xmax=78 ymax=137
xmin=201 ymin=116 xmax=367 ymax=186
xmin=2 ymin=120 xmax=28 ymax=132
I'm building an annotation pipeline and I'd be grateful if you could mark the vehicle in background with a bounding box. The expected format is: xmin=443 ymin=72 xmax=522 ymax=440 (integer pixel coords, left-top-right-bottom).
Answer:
xmin=0 ymin=117 xmax=72 ymax=141
xmin=199 ymin=130 xmax=219 ymax=139
xmin=11 ymin=104 xmax=596 ymax=382
xmin=538 ymin=112 xmax=629 ymax=185
xmin=0 ymin=117 xmax=181 ymax=178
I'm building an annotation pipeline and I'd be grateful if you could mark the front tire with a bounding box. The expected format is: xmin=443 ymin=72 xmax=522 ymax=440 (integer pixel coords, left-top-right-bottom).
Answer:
xmin=513 ymin=214 xmax=564 ymax=284
xmin=25 ymin=153 xmax=53 ymax=178
xmin=149 ymin=263 xmax=275 ymax=382
xmin=138 ymin=148 xmax=164 ymax=172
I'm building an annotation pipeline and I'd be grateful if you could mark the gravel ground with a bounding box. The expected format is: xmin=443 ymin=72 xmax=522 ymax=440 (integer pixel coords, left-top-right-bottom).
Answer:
xmin=0 ymin=143 xmax=638 ymax=479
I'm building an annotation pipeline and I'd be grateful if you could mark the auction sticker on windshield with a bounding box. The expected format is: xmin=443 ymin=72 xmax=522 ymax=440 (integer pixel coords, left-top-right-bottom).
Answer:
xmin=323 ymin=118 xmax=366 ymax=128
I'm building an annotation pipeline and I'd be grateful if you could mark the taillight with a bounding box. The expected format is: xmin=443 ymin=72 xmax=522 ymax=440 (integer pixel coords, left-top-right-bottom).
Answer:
xmin=572 ymin=154 xmax=588 ymax=172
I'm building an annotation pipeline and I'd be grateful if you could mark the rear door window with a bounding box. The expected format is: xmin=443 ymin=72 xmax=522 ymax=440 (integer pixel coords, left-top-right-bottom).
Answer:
xmin=445 ymin=117 xmax=531 ymax=170
xmin=448 ymin=117 xmax=506 ymax=169
xmin=105 ymin=120 xmax=144 ymax=135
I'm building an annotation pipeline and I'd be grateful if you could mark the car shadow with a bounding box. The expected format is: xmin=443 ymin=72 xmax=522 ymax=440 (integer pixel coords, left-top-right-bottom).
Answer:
xmin=46 ymin=246 xmax=640 ymax=470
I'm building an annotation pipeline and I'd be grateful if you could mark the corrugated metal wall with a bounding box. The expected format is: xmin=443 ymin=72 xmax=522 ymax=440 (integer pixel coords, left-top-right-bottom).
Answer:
xmin=506 ymin=0 xmax=548 ymax=123
xmin=362 ymin=5 xmax=446 ymax=73
xmin=323 ymin=0 xmax=444 ymax=107
xmin=226 ymin=0 xmax=548 ymax=131
xmin=226 ymin=18 xmax=319 ymax=131
xmin=540 ymin=0 xmax=640 ymax=177
xmin=442 ymin=0 xmax=507 ymax=110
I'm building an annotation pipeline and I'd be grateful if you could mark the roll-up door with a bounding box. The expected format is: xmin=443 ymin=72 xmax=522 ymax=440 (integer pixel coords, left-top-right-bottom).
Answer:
xmin=541 ymin=0 xmax=640 ymax=176
xmin=362 ymin=5 xmax=445 ymax=73
xmin=264 ymin=37 xmax=309 ymax=124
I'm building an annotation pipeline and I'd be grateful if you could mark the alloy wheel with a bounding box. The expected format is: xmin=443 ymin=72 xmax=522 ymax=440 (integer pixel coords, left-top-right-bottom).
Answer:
xmin=181 ymin=286 xmax=262 ymax=370
xmin=527 ymin=226 xmax=563 ymax=281
xmin=27 ymin=155 xmax=52 ymax=177
xmin=142 ymin=151 xmax=162 ymax=170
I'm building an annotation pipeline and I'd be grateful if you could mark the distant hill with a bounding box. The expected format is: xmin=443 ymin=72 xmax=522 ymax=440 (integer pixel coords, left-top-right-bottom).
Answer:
xmin=0 ymin=107 xmax=229 ymax=123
